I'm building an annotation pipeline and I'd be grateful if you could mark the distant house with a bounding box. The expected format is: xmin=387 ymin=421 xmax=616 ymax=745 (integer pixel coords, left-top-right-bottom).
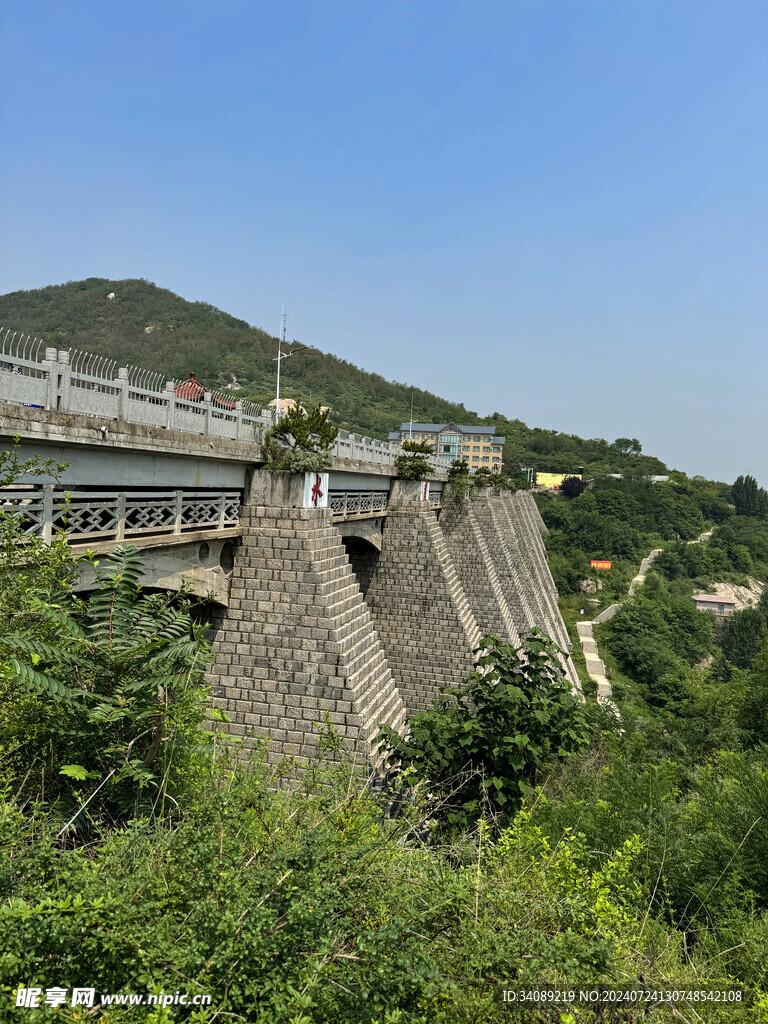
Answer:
xmin=388 ymin=422 xmax=505 ymax=472
xmin=267 ymin=398 xmax=331 ymax=417
xmin=692 ymin=594 xmax=736 ymax=617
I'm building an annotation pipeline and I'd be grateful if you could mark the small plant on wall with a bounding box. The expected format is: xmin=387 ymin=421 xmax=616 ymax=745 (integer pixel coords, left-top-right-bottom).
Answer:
xmin=446 ymin=458 xmax=472 ymax=503
xmin=395 ymin=439 xmax=434 ymax=480
xmin=263 ymin=402 xmax=339 ymax=473
xmin=473 ymin=466 xmax=494 ymax=485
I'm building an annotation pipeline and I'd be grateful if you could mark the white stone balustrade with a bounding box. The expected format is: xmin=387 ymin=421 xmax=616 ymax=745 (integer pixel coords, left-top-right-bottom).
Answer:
xmin=0 ymin=335 xmax=266 ymax=444
xmin=0 ymin=330 xmax=446 ymax=472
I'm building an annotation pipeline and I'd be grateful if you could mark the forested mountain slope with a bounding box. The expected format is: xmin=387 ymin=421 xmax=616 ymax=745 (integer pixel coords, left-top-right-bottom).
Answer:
xmin=1 ymin=277 xmax=668 ymax=476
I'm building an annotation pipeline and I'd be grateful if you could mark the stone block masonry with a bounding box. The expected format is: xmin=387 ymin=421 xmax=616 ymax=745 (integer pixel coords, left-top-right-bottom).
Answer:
xmin=439 ymin=492 xmax=520 ymax=645
xmin=207 ymin=478 xmax=405 ymax=765
xmin=470 ymin=491 xmax=580 ymax=692
xmin=481 ymin=494 xmax=544 ymax=636
xmin=511 ymin=492 xmax=581 ymax=689
xmin=206 ymin=473 xmax=581 ymax=765
xmin=365 ymin=481 xmax=481 ymax=715
xmin=510 ymin=493 xmax=569 ymax=648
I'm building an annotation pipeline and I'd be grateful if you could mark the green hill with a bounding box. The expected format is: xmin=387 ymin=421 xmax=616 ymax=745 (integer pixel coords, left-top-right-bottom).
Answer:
xmin=0 ymin=277 xmax=668 ymax=477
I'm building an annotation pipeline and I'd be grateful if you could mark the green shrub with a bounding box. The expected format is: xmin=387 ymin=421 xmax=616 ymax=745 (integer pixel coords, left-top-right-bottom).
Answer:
xmin=263 ymin=402 xmax=338 ymax=472
xmin=0 ymin=545 xmax=211 ymax=825
xmin=395 ymin=439 xmax=434 ymax=480
xmin=379 ymin=633 xmax=591 ymax=833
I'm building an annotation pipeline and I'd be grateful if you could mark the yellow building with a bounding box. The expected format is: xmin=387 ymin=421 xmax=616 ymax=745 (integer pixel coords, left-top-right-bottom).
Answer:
xmin=387 ymin=422 xmax=505 ymax=472
xmin=536 ymin=471 xmax=583 ymax=490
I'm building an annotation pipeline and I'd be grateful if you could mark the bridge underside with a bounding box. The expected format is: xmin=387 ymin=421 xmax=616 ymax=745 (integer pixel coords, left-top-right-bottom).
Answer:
xmin=341 ymin=535 xmax=381 ymax=598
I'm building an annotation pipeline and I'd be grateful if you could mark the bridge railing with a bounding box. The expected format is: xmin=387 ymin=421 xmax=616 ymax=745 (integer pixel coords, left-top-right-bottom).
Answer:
xmin=0 ymin=332 xmax=267 ymax=443
xmin=331 ymin=429 xmax=444 ymax=471
xmin=0 ymin=330 xmax=447 ymax=473
xmin=329 ymin=490 xmax=390 ymax=519
xmin=0 ymin=485 xmax=242 ymax=544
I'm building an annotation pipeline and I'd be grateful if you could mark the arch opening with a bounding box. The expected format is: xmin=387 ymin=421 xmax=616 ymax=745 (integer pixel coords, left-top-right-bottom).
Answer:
xmin=341 ymin=536 xmax=380 ymax=599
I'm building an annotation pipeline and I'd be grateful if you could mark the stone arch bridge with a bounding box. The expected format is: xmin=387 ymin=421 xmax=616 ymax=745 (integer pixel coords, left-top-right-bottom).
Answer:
xmin=1 ymin=369 xmax=579 ymax=765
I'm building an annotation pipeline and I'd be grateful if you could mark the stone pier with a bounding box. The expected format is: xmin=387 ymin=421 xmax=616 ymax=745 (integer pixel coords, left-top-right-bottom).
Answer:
xmin=365 ymin=481 xmax=481 ymax=715
xmin=207 ymin=472 xmax=405 ymax=764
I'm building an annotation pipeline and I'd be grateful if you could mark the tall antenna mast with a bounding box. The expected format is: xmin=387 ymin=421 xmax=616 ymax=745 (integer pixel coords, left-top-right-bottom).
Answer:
xmin=275 ymin=304 xmax=287 ymax=422
xmin=409 ymin=389 xmax=414 ymax=440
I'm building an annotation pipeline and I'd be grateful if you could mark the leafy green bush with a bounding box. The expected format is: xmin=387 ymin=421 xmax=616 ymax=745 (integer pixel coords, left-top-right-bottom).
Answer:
xmin=2 ymin=741 xmax=726 ymax=1024
xmin=395 ymin=439 xmax=434 ymax=480
xmin=379 ymin=633 xmax=591 ymax=833
xmin=654 ymin=540 xmax=730 ymax=583
xmin=1 ymin=545 xmax=211 ymax=825
xmin=599 ymin=574 xmax=713 ymax=700
xmin=720 ymin=608 xmax=768 ymax=670
xmin=710 ymin=516 xmax=768 ymax=580
xmin=263 ymin=402 xmax=339 ymax=472
xmin=560 ymin=475 xmax=587 ymax=498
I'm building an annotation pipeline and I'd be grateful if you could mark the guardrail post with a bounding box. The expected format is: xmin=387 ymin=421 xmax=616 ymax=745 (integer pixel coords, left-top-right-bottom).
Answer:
xmin=41 ymin=484 xmax=54 ymax=544
xmin=174 ymin=490 xmax=183 ymax=534
xmin=117 ymin=367 xmax=129 ymax=420
xmin=116 ymin=493 xmax=126 ymax=540
xmin=164 ymin=382 xmax=177 ymax=430
xmin=234 ymin=401 xmax=242 ymax=442
xmin=218 ymin=492 xmax=227 ymax=529
xmin=202 ymin=394 xmax=213 ymax=434
xmin=43 ymin=348 xmax=59 ymax=411
xmin=56 ymin=349 xmax=71 ymax=412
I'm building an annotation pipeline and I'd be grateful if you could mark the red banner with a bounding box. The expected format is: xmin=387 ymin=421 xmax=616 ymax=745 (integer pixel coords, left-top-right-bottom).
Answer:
xmin=590 ymin=560 xmax=612 ymax=570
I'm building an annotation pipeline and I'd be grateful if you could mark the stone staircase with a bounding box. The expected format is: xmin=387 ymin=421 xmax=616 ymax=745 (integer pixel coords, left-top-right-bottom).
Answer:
xmin=576 ymin=619 xmax=621 ymax=721
xmin=628 ymin=547 xmax=663 ymax=595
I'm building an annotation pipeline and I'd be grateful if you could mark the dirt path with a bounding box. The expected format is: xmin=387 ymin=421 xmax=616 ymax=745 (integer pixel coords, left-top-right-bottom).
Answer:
xmin=579 ymin=529 xmax=713 ymax=716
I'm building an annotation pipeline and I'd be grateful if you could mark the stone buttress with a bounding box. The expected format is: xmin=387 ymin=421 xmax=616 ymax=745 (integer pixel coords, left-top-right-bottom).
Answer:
xmin=442 ymin=487 xmax=581 ymax=693
xmin=207 ymin=475 xmax=406 ymax=764
xmin=439 ymin=490 xmax=520 ymax=645
xmin=364 ymin=481 xmax=481 ymax=715
xmin=508 ymin=491 xmax=581 ymax=689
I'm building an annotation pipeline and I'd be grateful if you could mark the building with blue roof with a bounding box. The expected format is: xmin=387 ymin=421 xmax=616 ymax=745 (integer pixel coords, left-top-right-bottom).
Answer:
xmin=388 ymin=421 xmax=505 ymax=472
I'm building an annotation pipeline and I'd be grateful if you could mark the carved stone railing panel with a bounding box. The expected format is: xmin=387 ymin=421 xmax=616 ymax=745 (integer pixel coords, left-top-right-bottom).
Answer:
xmin=0 ymin=489 xmax=45 ymax=535
xmin=51 ymin=493 xmax=120 ymax=537
xmin=0 ymin=485 xmax=243 ymax=544
xmin=329 ymin=490 xmax=389 ymax=520
xmin=124 ymin=495 xmax=178 ymax=535
xmin=180 ymin=495 xmax=224 ymax=529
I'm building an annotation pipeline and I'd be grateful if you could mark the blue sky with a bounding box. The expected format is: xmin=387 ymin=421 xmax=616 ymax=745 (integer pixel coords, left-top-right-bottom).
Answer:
xmin=2 ymin=1 xmax=767 ymax=483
